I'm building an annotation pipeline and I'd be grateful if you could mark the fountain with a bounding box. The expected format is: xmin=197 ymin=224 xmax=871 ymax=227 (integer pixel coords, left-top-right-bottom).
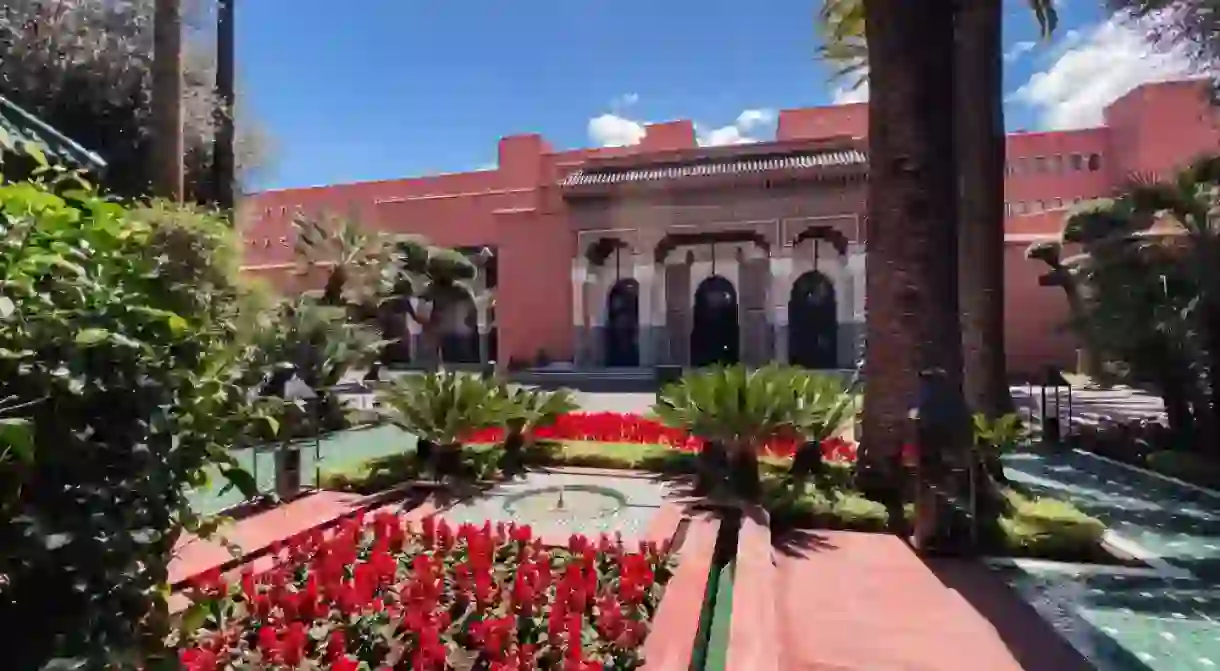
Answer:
xmin=439 ymin=472 xmax=663 ymax=541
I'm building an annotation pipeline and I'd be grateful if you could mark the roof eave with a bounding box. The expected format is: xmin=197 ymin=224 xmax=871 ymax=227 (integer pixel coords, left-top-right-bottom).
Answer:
xmin=561 ymin=163 xmax=867 ymax=198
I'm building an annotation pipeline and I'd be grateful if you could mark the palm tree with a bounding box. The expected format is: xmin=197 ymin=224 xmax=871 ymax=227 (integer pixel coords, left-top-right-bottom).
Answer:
xmin=1055 ymin=199 xmax=1205 ymax=447
xmin=858 ymin=0 xmax=961 ymax=545
xmin=152 ymin=0 xmax=184 ymax=201
xmin=1066 ymin=159 xmax=1220 ymax=444
xmin=817 ymin=0 xmax=1057 ymax=420
xmin=291 ymin=214 xmax=485 ymax=371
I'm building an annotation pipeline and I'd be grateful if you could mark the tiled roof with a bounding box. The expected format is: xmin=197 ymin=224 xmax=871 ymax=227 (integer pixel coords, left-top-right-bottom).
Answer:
xmin=560 ymin=148 xmax=866 ymax=187
xmin=0 ymin=95 xmax=107 ymax=171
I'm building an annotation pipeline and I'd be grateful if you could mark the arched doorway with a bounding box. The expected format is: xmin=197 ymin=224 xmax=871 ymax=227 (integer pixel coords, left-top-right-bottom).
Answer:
xmin=604 ymin=279 xmax=640 ymax=367
xmin=438 ymin=288 xmax=480 ymax=364
xmin=691 ymin=275 xmax=739 ymax=367
xmin=788 ymin=271 xmax=838 ymax=369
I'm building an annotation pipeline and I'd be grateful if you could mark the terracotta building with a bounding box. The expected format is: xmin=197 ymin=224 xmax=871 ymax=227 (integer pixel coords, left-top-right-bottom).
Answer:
xmin=239 ymin=79 xmax=1220 ymax=376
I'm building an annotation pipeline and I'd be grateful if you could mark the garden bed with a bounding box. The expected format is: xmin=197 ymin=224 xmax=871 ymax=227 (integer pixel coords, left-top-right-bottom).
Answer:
xmin=319 ymin=440 xmax=1114 ymax=564
xmin=176 ymin=511 xmax=681 ymax=670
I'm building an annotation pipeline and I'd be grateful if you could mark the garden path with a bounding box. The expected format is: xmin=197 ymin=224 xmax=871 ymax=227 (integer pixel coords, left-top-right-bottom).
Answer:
xmin=770 ymin=530 xmax=1091 ymax=670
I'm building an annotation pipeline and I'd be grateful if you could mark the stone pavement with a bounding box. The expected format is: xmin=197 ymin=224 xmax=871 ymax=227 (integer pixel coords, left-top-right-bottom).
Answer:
xmin=769 ymin=530 xmax=1091 ymax=671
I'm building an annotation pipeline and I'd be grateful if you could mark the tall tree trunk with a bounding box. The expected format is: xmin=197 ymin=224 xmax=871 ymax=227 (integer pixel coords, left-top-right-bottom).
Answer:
xmin=956 ymin=0 xmax=1013 ymax=420
xmin=152 ymin=0 xmax=184 ymax=201
xmin=213 ymin=0 xmax=237 ymax=213
xmin=860 ymin=0 xmax=962 ymax=505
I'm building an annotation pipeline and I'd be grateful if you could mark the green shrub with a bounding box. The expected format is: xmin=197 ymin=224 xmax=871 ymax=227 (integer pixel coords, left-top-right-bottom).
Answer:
xmin=0 ymin=173 xmax=269 ymax=667
xmin=653 ymin=364 xmax=828 ymax=499
xmin=376 ymin=371 xmax=507 ymax=480
xmin=999 ymin=489 xmax=1106 ymax=559
xmin=1145 ymin=450 xmax=1220 ymax=488
xmin=493 ymin=385 xmax=577 ymax=474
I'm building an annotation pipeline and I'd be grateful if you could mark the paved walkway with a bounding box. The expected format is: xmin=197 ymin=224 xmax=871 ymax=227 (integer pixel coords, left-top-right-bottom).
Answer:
xmin=771 ymin=530 xmax=1091 ymax=671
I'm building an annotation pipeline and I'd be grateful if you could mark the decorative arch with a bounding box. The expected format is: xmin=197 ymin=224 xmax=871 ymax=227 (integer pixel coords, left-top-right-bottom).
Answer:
xmin=604 ymin=278 xmax=640 ymax=367
xmin=654 ymin=230 xmax=771 ymax=265
xmin=434 ymin=285 xmax=480 ymax=364
xmin=788 ymin=271 xmax=838 ymax=369
xmin=691 ymin=275 xmax=740 ymax=367
xmin=789 ymin=225 xmax=850 ymax=256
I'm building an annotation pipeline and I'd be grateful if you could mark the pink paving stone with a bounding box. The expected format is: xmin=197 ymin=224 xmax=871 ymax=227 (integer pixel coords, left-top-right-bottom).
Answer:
xmin=726 ymin=508 xmax=780 ymax=671
xmin=641 ymin=513 xmax=721 ymax=671
xmin=171 ymin=491 xmax=391 ymax=586
xmin=769 ymin=530 xmax=1079 ymax=671
xmin=170 ymin=496 xmax=439 ymax=614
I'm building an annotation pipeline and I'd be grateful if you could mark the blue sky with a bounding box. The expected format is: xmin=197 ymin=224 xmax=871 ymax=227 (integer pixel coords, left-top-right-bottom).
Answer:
xmin=239 ymin=0 xmax=1173 ymax=190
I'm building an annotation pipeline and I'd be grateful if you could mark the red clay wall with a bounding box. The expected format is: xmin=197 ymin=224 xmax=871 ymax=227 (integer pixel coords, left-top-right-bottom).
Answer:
xmin=238 ymin=79 xmax=1218 ymax=374
xmin=1004 ymin=241 xmax=1076 ymax=377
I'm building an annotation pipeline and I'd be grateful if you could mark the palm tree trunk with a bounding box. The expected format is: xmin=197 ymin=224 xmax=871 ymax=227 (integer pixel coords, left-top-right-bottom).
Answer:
xmin=864 ymin=0 xmax=970 ymax=550
xmin=860 ymin=0 xmax=960 ymax=487
xmin=956 ymin=0 xmax=1013 ymax=419
xmin=213 ymin=0 xmax=237 ymax=212
xmin=152 ymin=0 xmax=184 ymax=201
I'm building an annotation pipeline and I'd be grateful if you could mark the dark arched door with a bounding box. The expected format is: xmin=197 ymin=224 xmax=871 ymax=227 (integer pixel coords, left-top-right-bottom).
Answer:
xmin=439 ymin=289 xmax=480 ymax=364
xmin=788 ymin=271 xmax=838 ymax=369
xmin=691 ymin=275 xmax=739 ymax=367
xmin=604 ymin=279 xmax=640 ymax=367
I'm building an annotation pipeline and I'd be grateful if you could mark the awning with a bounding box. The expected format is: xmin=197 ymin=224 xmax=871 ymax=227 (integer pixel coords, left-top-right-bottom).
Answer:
xmin=0 ymin=95 xmax=107 ymax=172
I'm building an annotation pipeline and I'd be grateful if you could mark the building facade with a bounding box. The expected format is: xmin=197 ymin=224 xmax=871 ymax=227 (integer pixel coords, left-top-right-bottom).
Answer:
xmin=240 ymin=79 xmax=1220 ymax=376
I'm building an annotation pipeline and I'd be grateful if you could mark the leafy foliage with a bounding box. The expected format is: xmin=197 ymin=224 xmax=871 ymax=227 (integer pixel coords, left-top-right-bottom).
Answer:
xmin=0 ymin=0 xmax=273 ymax=201
xmin=291 ymin=212 xmax=486 ymax=369
xmin=653 ymin=365 xmax=848 ymax=499
xmin=971 ymin=413 xmax=1026 ymax=456
xmin=241 ymin=298 xmax=384 ymax=441
xmin=0 ymin=170 xmax=269 ymax=667
xmin=376 ymin=372 xmax=508 ymax=479
xmin=493 ymin=385 xmax=579 ymax=474
xmin=1041 ymin=157 xmax=1220 ymax=453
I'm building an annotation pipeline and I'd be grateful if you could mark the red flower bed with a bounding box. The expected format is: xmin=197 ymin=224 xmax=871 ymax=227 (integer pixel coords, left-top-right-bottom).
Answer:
xmin=463 ymin=411 xmax=859 ymax=462
xmin=177 ymin=511 xmax=674 ymax=670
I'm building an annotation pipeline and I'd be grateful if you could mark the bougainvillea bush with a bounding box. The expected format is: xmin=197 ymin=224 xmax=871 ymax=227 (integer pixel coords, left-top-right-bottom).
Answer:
xmin=176 ymin=511 xmax=674 ymax=670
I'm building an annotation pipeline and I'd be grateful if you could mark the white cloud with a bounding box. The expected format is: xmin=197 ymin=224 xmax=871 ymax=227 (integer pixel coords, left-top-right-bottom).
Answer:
xmin=736 ymin=108 xmax=777 ymax=130
xmin=587 ymin=113 xmax=646 ymax=147
xmin=586 ymin=106 xmax=777 ymax=148
xmin=697 ymin=108 xmax=778 ymax=146
xmin=1009 ymin=12 xmax=1205 ymax=129
xmin=1003 ymin=40 xmax=1037 ymax=63
xmin=832 ymin=80 xmax=869 ymax=104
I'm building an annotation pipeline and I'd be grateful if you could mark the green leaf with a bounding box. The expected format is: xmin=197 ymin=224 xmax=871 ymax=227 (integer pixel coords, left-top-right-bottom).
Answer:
xmin=263 ymin=414 xmax=281 ymax=437
xmin=179 ymin=601 xmax=210 ymax=634
xmin=74 ymin=328 xmax=110 ymax=346
xmin=220 ymin=466 xmax=260 ymax=499
xmin=0 ymin=295 xmax=14 ymax=318
xmin=0 ymin=417 xmax=34 ymax=462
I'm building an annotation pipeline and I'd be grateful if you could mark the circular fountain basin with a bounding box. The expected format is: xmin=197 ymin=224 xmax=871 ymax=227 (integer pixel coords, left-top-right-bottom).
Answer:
xmin=502 ymin=484 xmax=627 ymax=524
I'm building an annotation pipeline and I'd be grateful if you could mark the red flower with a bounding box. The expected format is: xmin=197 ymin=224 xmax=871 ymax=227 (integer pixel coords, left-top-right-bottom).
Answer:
xmin=179 ymin=647 xmax=219 ymax=671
